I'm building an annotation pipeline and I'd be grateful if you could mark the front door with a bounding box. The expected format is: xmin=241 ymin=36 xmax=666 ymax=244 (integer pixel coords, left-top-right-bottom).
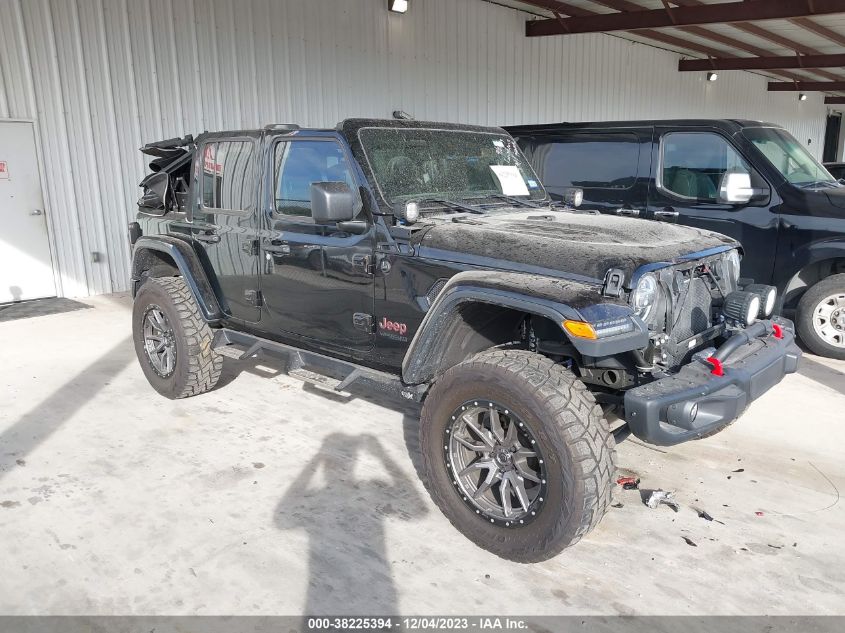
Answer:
xmin=192 ymin=137 xmax=261 ymax=323
xmin=259 ymin=137 xmax=375 ymax=355
xmin=0 ymin=121 xmax=56 ymax=303
xmin=647 ymin=128 xmax=778 ymax=284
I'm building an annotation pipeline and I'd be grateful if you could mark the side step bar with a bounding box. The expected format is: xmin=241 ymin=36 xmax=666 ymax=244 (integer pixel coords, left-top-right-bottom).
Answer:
xmin=211 ymin=328 xmax=427 ymax=402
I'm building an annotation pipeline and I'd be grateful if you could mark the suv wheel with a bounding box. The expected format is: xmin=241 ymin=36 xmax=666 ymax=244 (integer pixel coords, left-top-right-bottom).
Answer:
xmin=132 ymin=276 xmax=223 ymax=398
xmin=796 ymin=274 xmax=845 ymax=360
xmin=419 ymin=349 xmax=615 ymax=562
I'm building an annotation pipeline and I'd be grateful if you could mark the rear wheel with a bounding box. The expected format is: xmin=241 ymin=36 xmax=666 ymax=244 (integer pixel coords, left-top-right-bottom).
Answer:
xmin=419 ymin=349 xmax=615 ymax=562
xmin=796 ymin=274 xmax=845 ymax=360
xmin=132 ymin=276 xmax=222 ymax=398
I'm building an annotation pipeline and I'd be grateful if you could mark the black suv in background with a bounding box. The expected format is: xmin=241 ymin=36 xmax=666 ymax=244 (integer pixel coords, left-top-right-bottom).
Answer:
xmin=508 ymin=120 xmax=845 ymax=359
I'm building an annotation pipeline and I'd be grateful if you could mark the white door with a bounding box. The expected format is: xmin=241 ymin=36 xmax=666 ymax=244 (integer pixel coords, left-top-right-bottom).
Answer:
xmin=0 ymin=121 xmax=56 ymax=303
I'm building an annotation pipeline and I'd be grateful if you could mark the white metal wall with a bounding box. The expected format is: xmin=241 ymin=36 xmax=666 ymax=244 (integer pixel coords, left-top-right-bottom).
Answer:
xmin=0 ymin=0 xmax=830 ymax=298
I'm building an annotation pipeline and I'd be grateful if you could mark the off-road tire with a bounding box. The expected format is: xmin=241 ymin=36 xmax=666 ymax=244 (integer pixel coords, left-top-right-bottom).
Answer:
xmin=796 ymin=274 xmax=845 ymax=360
xmin=419 ymin=349 xmax=615 ymax=562
xmin=132 ymin=276 xmax=222 ymax=398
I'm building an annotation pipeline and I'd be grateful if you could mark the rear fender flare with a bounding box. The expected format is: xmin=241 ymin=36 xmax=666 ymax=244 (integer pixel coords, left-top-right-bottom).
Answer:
xmin=131 ymin=235 xmax=223 ymax=323
xmin=401 ymin=270 xmax=645 ymax=385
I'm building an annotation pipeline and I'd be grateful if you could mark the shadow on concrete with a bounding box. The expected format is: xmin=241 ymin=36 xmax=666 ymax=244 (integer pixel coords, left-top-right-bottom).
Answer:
xmin=798 ymin=354 xmax=845 ymax=397
xmin=0 ymin=337 xmax=133 ymax=480
xmin=274 ymin=432 xmax=427 ymax=614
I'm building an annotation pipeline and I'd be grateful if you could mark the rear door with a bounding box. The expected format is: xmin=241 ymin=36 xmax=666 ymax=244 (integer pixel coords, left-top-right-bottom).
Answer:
xmin=258 ymin=136 xmax=375 ymax=354
xmin=192 ymin=136 xmax=262 ymax=323
xmin=519 ymin=129 xmax=651 ymax=214
xmin=646 ymin=128 xmax=777 ymax=283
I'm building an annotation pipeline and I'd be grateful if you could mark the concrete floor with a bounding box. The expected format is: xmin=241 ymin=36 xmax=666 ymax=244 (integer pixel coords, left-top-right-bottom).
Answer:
xmin=0 ymin=294 xmax=843 ymax=616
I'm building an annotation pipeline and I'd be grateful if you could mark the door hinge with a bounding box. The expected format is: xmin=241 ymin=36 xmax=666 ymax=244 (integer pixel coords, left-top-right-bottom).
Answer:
xmin=245 ymin=289 xmax=263 ymax=307
xmin=353 ymin=312 xmax=375 ymax=333
xmin=352 ymin=254 xmax=375 ymax=275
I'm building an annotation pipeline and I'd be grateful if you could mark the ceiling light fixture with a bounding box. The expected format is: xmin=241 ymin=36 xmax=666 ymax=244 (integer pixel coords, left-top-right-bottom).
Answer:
xmin=799 ymin=93 xmax=808 ymax=101
xmin=707 ymin=72 xmax=718 ymax=82
xmin=388 ymin=0 xmax=408 ymax=13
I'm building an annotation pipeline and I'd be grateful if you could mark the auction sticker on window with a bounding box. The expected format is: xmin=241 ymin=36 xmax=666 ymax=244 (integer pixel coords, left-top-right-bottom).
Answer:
xmin=0 ymin=161 xmax=9 ymax=180
xmin=489 ymin=165 xmax=528 ymax=196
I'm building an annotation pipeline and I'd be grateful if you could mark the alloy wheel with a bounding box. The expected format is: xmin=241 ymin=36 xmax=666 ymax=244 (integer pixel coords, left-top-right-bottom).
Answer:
xmin=812 ymin=292 xmax=845 ymax=348
xmin=142 ymin=306 xmax=177 ymax=377
xmin=444 ymin=401 xmax=546 ymax=525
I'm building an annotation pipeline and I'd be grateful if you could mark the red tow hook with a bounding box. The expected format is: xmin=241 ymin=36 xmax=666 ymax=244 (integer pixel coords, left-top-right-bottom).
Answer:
xmin=705 ymin=356 xmax=725 ymax=377
xmin=772 ymin=323 xmax=784 ymax=340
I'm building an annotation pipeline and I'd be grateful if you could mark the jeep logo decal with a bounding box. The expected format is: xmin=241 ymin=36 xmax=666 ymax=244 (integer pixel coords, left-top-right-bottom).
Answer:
xmin=378 ymin=317 xmax=408 ymax=341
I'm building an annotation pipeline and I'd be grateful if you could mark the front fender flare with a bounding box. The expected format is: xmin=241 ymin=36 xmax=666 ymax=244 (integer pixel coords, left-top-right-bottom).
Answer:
xmin=131 ymin=235 xmax=224 ymax=323
xmin=401 ymin=270 xmax=647 ymax=385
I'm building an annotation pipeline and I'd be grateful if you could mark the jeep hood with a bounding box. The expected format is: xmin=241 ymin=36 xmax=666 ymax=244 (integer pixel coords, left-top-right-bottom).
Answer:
xmin=413 ymin=210 xmax=737 ymax=284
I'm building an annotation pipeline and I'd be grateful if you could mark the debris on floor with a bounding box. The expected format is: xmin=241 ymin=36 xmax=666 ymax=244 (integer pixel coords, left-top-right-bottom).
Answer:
xmin=616 ymin=476 xmax=640 ymax=490
xmin=693 ymin=508 xmax=725 ymax=525
xmin=643 ymin=489 xmax=680 ymax=512
xmin=755 ymin=511 xmax=765 ymax=516
xmin=611 ymin=502 xmax=624 ymax=508
xmin=682 ymin=536 xmax=698 ymax=547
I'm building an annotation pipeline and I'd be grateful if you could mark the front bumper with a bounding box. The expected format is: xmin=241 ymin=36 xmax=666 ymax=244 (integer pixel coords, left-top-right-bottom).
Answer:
xmin=623 ymin=317 xmax=801 ymax=446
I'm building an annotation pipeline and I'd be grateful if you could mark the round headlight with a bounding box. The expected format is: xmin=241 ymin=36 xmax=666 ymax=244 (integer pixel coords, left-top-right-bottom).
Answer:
xmin=745 ymin=284 xmax=777 ymax=317
xmin=723 ymin=290 xmax=760 ymax=326
xmin=725 ymin=250 xmax=741 ymax=284
xmin=632 ymin=273 xmax=659 ymax=320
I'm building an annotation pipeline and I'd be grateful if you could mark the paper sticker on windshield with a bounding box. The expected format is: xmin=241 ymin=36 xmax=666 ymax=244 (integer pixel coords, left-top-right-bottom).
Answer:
xmin=490 ymin=165 xmax=529 ymax=196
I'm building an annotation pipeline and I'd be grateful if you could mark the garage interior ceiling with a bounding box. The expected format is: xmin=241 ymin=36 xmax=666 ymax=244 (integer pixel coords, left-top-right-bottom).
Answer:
xmin=497 ymin=0 xmax=845 ymax=101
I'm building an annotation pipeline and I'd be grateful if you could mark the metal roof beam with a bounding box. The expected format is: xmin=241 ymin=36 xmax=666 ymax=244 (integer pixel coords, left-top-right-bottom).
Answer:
xmin=526 ymin=1 xmax=845 ymax=37
xmin=824 ymin=97 xmax=845 ymax=104
xmin=680 ymin=53 xmax=845 ymax=71
xmin=768 ymin=81 xmax=845 ymax=91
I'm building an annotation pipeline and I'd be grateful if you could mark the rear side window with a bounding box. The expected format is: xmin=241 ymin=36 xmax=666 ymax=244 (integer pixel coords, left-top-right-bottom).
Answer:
xmin=531 ymin=133 xmax=640 ymax=190
xmin=273 ymin=139 xmax=356 ymax=219
xmin=200 ymin=140 xmax=257 ymax=213
xmin=659 ymin=132 xmax=754 ymax=202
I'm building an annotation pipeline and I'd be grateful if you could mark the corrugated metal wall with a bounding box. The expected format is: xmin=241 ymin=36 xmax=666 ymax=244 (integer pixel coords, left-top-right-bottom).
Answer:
xmin=0 ymin=0 xmax=830 ymax=298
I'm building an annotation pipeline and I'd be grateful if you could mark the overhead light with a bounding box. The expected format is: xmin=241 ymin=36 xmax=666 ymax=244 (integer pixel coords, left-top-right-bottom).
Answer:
xmin=388 ymin=0 xmax=408 ymax=13
xmin=799 ymin=93 xmax=808 ymax=101
xmin=706 ymin=72 xmax=718 ymax=82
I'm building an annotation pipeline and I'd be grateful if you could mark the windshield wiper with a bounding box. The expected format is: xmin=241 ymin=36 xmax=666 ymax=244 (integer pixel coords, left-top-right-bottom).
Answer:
xmin=413 ymin=197 xmax=486 ymax=214
xmin=488 ymin=193 xmax=542 ymax=209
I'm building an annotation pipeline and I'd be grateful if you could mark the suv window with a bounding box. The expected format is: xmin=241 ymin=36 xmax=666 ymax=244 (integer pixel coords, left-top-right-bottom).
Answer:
xmin=531 ymin=133 xmax=640 ymax=190
xmin=659 ymin=132 xmax=754 ymax=202
xmin=274 ymin=139 xmax=356 ymax=218
xmin=200 ymin=140 xmax=257 ymax=213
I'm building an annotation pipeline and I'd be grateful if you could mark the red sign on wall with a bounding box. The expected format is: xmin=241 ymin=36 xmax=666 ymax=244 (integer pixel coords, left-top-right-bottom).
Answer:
xmin=0 ymin=161 xmax=8 ymax=180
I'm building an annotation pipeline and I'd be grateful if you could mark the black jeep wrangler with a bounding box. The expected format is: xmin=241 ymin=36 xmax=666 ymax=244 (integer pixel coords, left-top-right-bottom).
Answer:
xmin=129 ymin=119 xmax=800 ymax=562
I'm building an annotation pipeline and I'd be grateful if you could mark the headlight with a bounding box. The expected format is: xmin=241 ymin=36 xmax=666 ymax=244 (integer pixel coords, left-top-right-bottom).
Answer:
xmin=744 ymin=284 xmax=777 ymax=317
xmin=631 ymin=273 xmax=659 ymax=320
xmin=725 ymin=250 xmax=741 ymax=284
xmin=722 ymin=290 xmax=760 ymax=326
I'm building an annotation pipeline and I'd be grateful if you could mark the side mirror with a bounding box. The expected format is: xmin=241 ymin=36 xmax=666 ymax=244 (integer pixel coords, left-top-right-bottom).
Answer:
xmin=137 ymin=171 xmax=171 ymax=214
xmin=718 ymin=171 xmax=755 ymax=205
xmin=311 ymin=181 xmax=355 ymax=224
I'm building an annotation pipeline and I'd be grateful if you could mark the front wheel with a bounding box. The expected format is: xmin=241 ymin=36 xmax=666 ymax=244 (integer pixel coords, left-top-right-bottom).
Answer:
xmin=796 ymin=274 xmax=845 ymax=360
xmin=419 ymin=350 xmax=615 ymax=562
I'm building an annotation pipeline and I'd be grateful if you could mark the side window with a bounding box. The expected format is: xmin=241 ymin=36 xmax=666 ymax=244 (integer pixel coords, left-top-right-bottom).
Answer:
xmin=660 ymin=132 xmax=756 ymax=203
xmin=273 ymin=140 xmax=356 ymax=219
xmin=532 ymin=133 xmax=640 ymax=190
xmin=200 ymin=140 xmax=257 ymax=213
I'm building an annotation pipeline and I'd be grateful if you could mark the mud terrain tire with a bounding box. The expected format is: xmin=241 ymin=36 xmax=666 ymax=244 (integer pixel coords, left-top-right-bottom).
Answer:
xmin=132 ymin=276 xmax=222 ymax=399
xmin=420 ymin=349 xmax=615 ymax=562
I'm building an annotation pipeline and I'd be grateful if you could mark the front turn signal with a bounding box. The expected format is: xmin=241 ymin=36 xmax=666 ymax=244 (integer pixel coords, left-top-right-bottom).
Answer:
xmin=563 ymin=320 xmax=597 ymax=340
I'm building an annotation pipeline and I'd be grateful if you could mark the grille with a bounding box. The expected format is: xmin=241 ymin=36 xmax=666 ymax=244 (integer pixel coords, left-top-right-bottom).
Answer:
xmin=670 ymin=276 xmax=713 ymax=342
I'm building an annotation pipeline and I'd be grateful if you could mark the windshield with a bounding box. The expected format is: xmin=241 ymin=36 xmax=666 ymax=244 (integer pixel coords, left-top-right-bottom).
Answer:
xmin=358 ymin=127 xmax=546 ymax=204
xmin=743 ymin=127 xmax=837 ymax=188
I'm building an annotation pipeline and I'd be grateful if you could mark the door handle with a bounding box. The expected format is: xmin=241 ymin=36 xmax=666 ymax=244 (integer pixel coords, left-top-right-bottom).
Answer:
xmin=264 ymin=244 xmax=290 ymax=255
xmin=653 ymin=209 xmax=679 ymax=221
xmin=30 ymin=209 xmax=43 ymax=216
xmin=616 ymin=208 xmax=641 ymax=217
xmin=195 ymin=232 xmax=220 ymax=243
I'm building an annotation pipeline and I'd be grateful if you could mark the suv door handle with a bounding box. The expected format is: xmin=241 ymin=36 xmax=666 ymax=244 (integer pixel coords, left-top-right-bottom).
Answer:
xmin=264 ymin=243 xmax=291 ymax=255
xmin=653 ymin=209 xmax=679 ymax=221
xmin=195 ymin=232 xmax=220 ymax=243
xmin=616 ymin=208 xmax=641 ymax=217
